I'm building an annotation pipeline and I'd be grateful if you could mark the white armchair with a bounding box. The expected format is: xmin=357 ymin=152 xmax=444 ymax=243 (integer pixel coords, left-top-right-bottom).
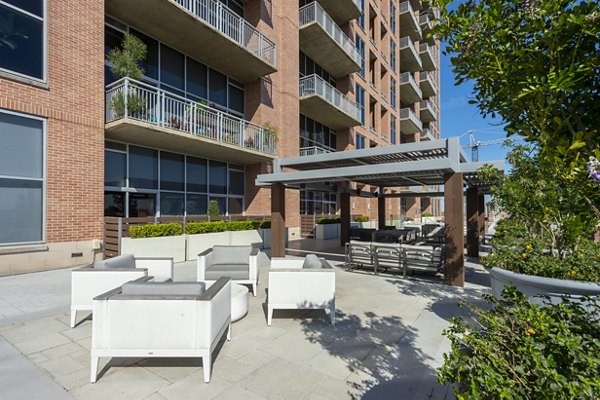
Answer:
xmin=197 ymin=245 xmax=260 ymax=296
xmin=268 ymin=255 xmax=335 ymax=326
xmin=70 ymin=254 xmax=174 ymax=327
xmin=91 ymin=278 xmax=231 ymax=383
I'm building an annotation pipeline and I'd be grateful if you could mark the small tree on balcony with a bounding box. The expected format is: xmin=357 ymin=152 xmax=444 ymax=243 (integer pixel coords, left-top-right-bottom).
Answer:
xmin=107 ymin=33 xmax=147 ymax=117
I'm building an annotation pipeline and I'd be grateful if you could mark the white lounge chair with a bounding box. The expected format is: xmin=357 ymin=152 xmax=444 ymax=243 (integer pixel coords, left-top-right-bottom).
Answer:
xmin=197 ymin=245 xmax=260 ymax=296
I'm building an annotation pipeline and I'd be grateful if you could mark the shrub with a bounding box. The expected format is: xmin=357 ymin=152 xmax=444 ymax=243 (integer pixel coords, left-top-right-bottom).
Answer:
xmin=185 ymin=220 xmax=270 ymax=235
xmin=354 ymin=215 xmax=369 ymax=222
xmin=207 ymin=200 xmax=221 ymax=216
xmin=439 ymin=286 xmax=600 ymax=399
xmin=317 ymin=217 xmax=340 ymax=224
xmin=129 ymin=223 xmax=182 ymax=238
xmin=422 ymin=213 xmax=434 ymax=217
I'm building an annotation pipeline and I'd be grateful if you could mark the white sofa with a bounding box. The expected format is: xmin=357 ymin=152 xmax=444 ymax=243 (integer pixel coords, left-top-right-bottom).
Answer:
xmin=197 ymin=245 xmax=260 ymax=296
xmin=70 ymin=254 xmax=174 ymax=327
xmin=268 ymin=255 xmax=335 ymax=325
xmin=91 ymin=278 xmax=231 ymax=383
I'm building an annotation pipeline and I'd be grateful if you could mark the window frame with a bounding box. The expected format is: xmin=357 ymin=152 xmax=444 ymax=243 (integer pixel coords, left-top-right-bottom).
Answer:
xmin=0 ymin=108 xmax=47 ymax=246
xmin=0 ymin=0 xmax=48 ymax=83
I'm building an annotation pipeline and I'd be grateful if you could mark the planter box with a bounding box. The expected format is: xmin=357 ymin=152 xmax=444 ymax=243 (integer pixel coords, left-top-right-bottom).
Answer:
xmin=121 ymin=236 xmax=186 ymax=263
xmin=316 ymin=224 xmax=340 ymax=240
xmin=229 ymin=230 xmax=263 ymax=248
xmin=489 ymin=266 xmax=600 ymax=306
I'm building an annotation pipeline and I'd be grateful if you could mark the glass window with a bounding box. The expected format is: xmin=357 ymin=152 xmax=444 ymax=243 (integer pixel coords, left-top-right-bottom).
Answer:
xmin=105 ymin=25 xmax=124 ymax=58
xmin=129 ymin=193 xmax=156 ymax=217
xmin=229 ymin=170 xmax=244 ymax=195
xmin=0 ymin=111 xmax=44 ymax=244
xmin=160 ymin=151 xmax=184 ymax=191
xmin=104 ymin=192 xmax=125 ymax=217
xmin=209 ymin=197 xmax=226 ymax=215
xmin=186 ymin=58 xmax=207 ymax=100
xmin=186 ymin=156 xmax=207 ymax=193
xmin=228 ymin=197 xmax=243 ymax=215
xmin=0 ymin=2 xmax=44 ymax=80
xmin=129 ymin=145 xmax=158 ymax=189
xmin=131 ymin=29 xmax=158 ymax=80
xmin=104 ymin=150 xmax=126 ymax=187
xmin=209 ymin=69 xmax=227 ymax=107
xmin=228 ymin=84 xmax=244 ymax=114
xmin=209 ymin=160 xmax=227 ymax=194
xmin=186 ymin=193 xmax=207 ymax=215
xmin=160 ymin=192 xmax=184 ymax=216
xmin=160 ymin=44 xmax=184 ymax=90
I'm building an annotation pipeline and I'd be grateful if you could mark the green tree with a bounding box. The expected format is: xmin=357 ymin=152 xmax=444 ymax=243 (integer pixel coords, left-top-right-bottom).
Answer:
xmin=106 ymin=32 xmax=146 ymax=80
xmin=432 ymin=0 xmax=600 ymax=201
xmin=207 ymin=200 xmax=221 ymax=217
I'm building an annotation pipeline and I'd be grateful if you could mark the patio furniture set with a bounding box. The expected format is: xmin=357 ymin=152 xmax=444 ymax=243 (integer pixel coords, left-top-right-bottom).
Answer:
xmin=345 ymin=224 xmax=445 ymax=276
xmin=70 ymin=246 xmax=335 ymax=384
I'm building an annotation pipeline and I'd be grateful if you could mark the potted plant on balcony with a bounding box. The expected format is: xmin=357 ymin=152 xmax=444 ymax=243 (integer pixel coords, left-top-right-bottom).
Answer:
xmin=259 ymin=121 xmax=279 ymax=153
xmin=107 ymin=33 xmax=147 ymax=118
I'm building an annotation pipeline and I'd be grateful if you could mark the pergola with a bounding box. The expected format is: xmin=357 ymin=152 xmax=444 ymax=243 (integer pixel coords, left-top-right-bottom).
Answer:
xmin=256 ymin=137 xmax=504 ymax=287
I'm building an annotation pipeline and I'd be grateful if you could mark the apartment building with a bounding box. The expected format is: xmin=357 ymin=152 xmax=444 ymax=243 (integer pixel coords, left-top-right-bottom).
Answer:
xmin=0 ymin=0 xmax=440 ymax=274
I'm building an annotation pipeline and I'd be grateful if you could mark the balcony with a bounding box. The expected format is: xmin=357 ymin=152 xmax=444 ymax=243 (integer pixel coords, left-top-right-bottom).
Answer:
xmin=420 ymin=128 xmax=435 ymax=141
xmin=300 ymin=75 xmax=362 ymax=130
xmin=399 ymin=72 xmax=423 ymax=104
xmin=317 ymin=0 xmax=362 ymax=25
xmin=105 ymin=78 xmax=277 ymax=164
xmin=419 ymin=71 xmax=437 ymax=98
xmin=299 ymin=2 xmax=362 ymax=78
xmin=419 ymin=100 xmax=438 ymax=122
xmin=419 ymin=14 xmax=434 ymax=34
xmin=300 ymin=146 xmax=332 ymax=157
xmin=399 ymin=36 xmax=422 ymax=72
xmin=409 ymin=0 xmax=422 ymax=11
xmin=400 ymin=107 xmax=423 ymax=135
xmin=399 ymin=2 xmax=422 ymax=42
xmin=419 ymin=42 xmax=436 ymax=71
xmin=105 ymin=0 xmax=276 ymax=83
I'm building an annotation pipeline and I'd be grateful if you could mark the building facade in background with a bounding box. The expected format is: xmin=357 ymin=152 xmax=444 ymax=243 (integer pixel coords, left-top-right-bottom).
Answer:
xmin=0 ymin=0 xmax=440 ymax=274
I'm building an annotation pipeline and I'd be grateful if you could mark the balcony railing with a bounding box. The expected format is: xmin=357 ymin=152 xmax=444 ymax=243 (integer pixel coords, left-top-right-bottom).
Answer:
xmin=105 ymin=78 xmax=277 ymax=156
xmin=300 ymin=146 xmax=332 ymax=157
xmin=173 ymin=0 xmax=276 ymax=67
xmin=299 ymin=74 xmax=362 ymax=121
xmin=299 ymin=2 xmax=362 ymax=68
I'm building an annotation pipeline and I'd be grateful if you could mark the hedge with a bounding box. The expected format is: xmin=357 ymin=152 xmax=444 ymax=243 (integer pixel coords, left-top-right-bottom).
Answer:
xmin=129 ymin=223 xmax=183 ymax=238
xmin=354 ymin=215 xmax=369 ymax=222
xmin=186 ymin=220 xmax=270 ymax=235
xmin=317 ymin=217 xmax=341 ymax=224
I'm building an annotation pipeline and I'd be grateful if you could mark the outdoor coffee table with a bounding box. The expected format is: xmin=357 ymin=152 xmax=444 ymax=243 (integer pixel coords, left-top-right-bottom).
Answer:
xmin=204 ymin=281 xmax=249 ymax=322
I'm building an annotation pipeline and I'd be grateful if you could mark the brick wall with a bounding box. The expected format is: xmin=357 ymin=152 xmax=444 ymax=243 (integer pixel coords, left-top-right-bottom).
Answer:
xmin=0 ymin=0 xmax=105 ymax=273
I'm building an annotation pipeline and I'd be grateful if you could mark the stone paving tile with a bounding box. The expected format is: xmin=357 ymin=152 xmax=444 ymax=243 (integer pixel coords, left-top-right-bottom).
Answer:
xmin=158 ymin=370 xmax=230 ymax=399
xmin=211 ymin=385 xmax=268 ymax=400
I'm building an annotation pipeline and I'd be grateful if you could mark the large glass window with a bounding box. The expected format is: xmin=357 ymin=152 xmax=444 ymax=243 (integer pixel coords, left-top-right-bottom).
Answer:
xmin=229 ymin=169 xmax=244 ymax=195
xmin=186 ymin=193 xmax=207 ymax=215
xmin=0 ymin=111 xmax=44 ymax=244
xmin=160 ymin=151 xmax=184 ymax=191
xmin=129 ymin=193 xmax=156 ymax=217
xmin=105 ymin=150 xmax=126 ymax=187
xmin=104 ymin=192 xmax=125 ymax=217
xmin=186 ymin=156 xmax=207 ymax=193
xmin=209 ymin=69 xmax=227 ymax=107
xmin=186 ymin=58 xmax=207 ymax=100
xmin=355 ymin=84 xmax=365 ymax=126
xmin=209 ymin=161 xmax=227 ymax=194
xmin=160 ymin=44 xmax=185 ymax=91
xmin=129 ymin=146 xmax=158 ymax=189
xmin=391 ymin=115 xmax=397 ymax=144
xmin=131 ymin=29 xmax=158 ymax=80
xmin=160 ymin=192 xmax=184 ymax=216
xmin=0 ymin=1 xmax=45 ymax=80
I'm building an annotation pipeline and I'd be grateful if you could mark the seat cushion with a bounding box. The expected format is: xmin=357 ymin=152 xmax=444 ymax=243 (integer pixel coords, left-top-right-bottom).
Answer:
xmin=205 ymin=264 xmax=249 ymax=280
xmin=212 ymin=245 xmax=252 ymax=265
xmin=121 ymin=282 xmax=206 ymax=296
xmin=94 ymin=254 xmax=135 ymax=269
xmin=302 ymin=254 xmax=323 ymax=269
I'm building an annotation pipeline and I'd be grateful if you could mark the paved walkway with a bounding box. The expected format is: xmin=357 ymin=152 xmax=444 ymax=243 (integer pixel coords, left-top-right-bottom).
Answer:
xmin=0 ymin=253 xmax=490 ymax=400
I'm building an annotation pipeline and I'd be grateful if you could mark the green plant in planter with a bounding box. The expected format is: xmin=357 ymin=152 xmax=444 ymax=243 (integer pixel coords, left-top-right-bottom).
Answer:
xmin=107 ymin=33 xmax=147 ymax=118
xmin=317 ymin=217 xmax=341 ymax=224
xmin=207 ymin=200 xmax=221 ymax=217
xmin=438 ymin=286 xmax=600 ymax=399
xmin=354 ymin=215 xmax=369 ymax=223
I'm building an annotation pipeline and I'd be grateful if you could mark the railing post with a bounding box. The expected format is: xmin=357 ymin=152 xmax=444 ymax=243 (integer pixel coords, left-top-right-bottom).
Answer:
xmin=259 ymin=128 xmax=264 ymax=153
xmin=117 ymin=217 xmax=123 ymax=255
xmin=124 ymin=79 xmax=129 ymax=118
xmin=160 ymin=91 xmax=165 ymax=127
xmin=239 ymin=123 xmax=244 ymax=147
xmin=217 ymin=113 xmax=222 ymax=142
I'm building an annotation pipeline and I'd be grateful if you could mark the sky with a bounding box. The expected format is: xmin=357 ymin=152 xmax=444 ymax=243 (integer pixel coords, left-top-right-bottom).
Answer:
xmin=438 ymin=44 xmax=512 ymax=164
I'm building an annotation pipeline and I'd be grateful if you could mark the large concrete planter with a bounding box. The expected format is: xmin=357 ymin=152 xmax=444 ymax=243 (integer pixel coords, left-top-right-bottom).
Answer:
xmin=186 ymin=232 xmax=230 ymax=260
xmin=121 ymin=236 xmax=187 ymax=263
xmin=489 ymin=266 xmax=600 ymax=305
xmin=316 ymin=223 xmax=340 ymax=240
xmin=229 ymin=230 xmax=263 ymax=247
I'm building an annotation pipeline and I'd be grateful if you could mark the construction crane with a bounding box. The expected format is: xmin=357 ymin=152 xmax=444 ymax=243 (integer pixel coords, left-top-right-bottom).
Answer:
xmin=463 ymin=131 xmax=506 ymax=162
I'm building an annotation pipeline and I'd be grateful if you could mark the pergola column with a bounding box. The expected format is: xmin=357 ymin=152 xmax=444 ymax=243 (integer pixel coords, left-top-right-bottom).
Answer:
xmin=466 ymin=187 xmax=479 ymax=258
xmin=271 ymin=183 xmax=286 ymax=258
xmin=478 ymin=194 xmax=486 ymax=240
xmin=340 ymin=192 xmax=351 ymax=247
xmin=378 ymin=188 xmax=386 ymax=229
xmin=444 ymin=172 xmax=464 ymax=287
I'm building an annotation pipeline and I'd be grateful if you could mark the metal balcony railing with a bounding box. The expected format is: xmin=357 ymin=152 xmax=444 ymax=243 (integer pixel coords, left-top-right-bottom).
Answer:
xmin=173 ymin=0 xmax=276 ymax=67
xmin=300 ymin=2 xmax=362 ymax=67
xmin=299 ymin=74 xmax=362 ymax=121
xmin=105 ymin=78 xmax=277 ymax=156
xmin=420 ymin=99 xmax=438 ymax=120
xmin=299 ymin=146 xmax=332 ymax=156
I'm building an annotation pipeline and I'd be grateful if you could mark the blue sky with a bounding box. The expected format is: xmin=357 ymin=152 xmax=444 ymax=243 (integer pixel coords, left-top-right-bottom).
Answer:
xmin=439 ymin=44 xmax=511 ymax=163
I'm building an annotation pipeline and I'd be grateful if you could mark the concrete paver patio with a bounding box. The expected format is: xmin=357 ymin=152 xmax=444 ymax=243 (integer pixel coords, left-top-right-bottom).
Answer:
xmin=0 ymin=253 xmax=490 ymax=399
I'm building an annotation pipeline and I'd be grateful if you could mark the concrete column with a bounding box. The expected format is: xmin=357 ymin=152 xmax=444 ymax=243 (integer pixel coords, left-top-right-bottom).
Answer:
xmin=466 ymin=187 xmax=479 ymax=258
xmin=478 ymin=194 xmax=486 ymax=239
xmin=378 ymin=189 xmax=386 ymax=229
xmin=340 ymin=192 xmax=351 ymax=247
xmin=271 ymin=183 xmax=286 ymax=258
xmin=444 ymin=172 xmax=464 ymax=287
